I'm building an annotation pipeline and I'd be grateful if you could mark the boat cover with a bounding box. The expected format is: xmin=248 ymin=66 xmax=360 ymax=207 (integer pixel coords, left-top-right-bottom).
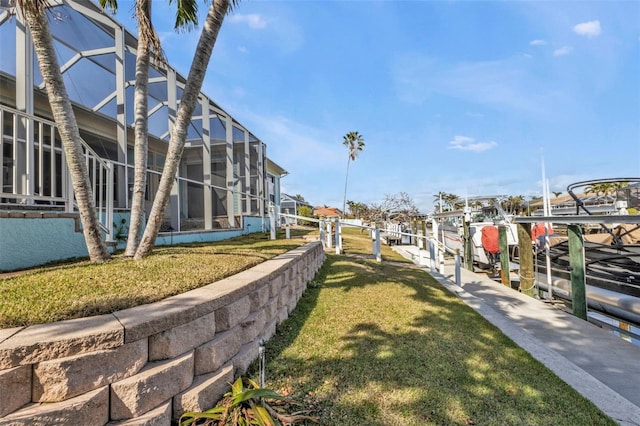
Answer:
xmin=481 ymin=226 xmax=500 ymax=254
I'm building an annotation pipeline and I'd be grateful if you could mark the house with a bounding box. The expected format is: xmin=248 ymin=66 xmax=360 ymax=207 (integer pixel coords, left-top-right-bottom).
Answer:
xmin=0 ymin=0 xmax=287 ymax=271
xmin=280 ymin=194 xmax=312 ymax=224
xmin=313 ymin=206 xmax=343 ymax=219
xmin=529 ymin=185 xmax=640 ymax=216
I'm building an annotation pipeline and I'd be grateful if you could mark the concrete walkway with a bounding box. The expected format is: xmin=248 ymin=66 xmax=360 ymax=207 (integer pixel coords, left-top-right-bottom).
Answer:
xmin=392 ymin=245 xmax=640 ymax=426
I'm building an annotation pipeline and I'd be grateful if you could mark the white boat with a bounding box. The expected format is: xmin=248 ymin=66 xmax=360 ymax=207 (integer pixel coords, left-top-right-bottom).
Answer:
xmin=432 ymin=197 xmax=518 ymax=270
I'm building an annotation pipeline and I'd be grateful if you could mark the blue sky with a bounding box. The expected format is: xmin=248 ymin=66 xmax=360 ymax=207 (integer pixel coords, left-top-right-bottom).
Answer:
xmin=114 ymin=0 xmax=640 ymax=213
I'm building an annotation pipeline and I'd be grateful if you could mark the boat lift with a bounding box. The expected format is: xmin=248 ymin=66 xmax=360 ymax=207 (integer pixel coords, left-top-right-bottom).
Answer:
xmin=514 ymin=214 xmax=640 ymax=333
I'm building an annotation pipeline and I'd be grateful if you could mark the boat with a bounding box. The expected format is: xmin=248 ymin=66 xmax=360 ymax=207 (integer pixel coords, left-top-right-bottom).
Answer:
xmin=533 ymin=178 xmax=640 ymax=299
xmin=432 ymin=196 xmax=519 ymax=270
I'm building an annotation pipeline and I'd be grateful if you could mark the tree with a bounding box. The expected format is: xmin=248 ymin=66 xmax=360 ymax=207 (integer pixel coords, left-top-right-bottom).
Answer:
xmin=17 ymin=0 xmax=110 ymax=262
xmin=433 ymin=192 xmax=447 ymax=213
xmin=297 ymin=205 xmax=315 ymax=226
xmin=100 ymin=0 xmax=198 ymax=257
xmin=365 ymin=192 xmax=418 ymax=224
xmin=135 ymin=0 xmax=236 ymax=259
xmin=501 ymin=195 xmax=525 ymax=215
xmin=341 ymin=131 xmax=365 ymax=219
xmin=435 ymin=192 xmax=460 ymax=211
xmin=346 ymin=200 xmax=367 ymax=219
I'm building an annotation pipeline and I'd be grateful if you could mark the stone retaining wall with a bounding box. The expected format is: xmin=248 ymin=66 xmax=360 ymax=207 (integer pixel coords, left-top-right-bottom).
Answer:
xmin=0 ymin=241 xmax=325 ymax=425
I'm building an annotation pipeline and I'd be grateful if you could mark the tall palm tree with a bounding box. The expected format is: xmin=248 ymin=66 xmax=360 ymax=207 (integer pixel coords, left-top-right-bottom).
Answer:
xmin=135 ymin=0 xmax=237 ymax=259
xmin=341 ymin=131 xmax=365 ymax=219
xmin=126 ymin=0 xmax=155 ymax=257
xmin=17 ymin=0 xmax=110 ymax=262
xmin=100 ymin=0 xmax=196 ymax=257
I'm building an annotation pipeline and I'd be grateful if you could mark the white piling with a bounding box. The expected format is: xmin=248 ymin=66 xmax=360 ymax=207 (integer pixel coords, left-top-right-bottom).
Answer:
xmin=455 ymin=250 xmax=461 ymax=286
xmin=429 ymin=240 xmax=436 ymax=273
xmin=319 ymin=220 xmax=326 ymax=249
xmin=269 ymin=204 xmax=276 ymax=240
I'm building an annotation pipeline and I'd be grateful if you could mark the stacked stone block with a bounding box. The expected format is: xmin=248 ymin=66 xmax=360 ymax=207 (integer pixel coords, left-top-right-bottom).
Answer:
xmin=0 ymin=241 xmax=325 ymax=425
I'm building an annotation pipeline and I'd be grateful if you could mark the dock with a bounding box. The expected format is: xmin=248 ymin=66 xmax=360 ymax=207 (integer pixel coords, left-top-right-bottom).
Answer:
xmin=393 ymin=245 xmax=640 ymax=426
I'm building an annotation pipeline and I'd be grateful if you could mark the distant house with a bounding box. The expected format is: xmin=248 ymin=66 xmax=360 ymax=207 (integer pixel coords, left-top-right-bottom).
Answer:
xmin=280 ymin=194 xmax=312 ymax=224
xmin=313 ymin=207 xmax=343 ymax=219
xmin=529 ymin=185 xmax=640 ymax=216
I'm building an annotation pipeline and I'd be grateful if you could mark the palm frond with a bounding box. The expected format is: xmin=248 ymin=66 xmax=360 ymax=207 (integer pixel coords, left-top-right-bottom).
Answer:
xmin=97 ymin=0 xmax=118 ymax=13
xmin=170 ymin=0 xmax=199 ymax=32
xmin=227 ymin=0 xmax=242 ymax=16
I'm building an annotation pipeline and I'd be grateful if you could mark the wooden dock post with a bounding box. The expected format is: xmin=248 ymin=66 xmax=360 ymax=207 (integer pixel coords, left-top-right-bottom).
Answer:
xmin=568 ymin=224 xmax=588 ymax=320
xmin=463 ymin=217 xmax=473 ymax=271
xmin=517 ymin=223 xmax=534 ymax=296
xmin=499 ymin=225 xmax=510 ymax=286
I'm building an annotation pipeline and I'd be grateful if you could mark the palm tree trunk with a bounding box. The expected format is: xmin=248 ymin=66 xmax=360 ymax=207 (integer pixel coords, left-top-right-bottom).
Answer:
xmin=125 ymin=0 xmax=152 ymax=257
xmin=21 ymin=3 xmax=110 ymax=262
xmin=135 ymin=0 xmax=230 ymax=259
xmin=342 ymin=156 xmax=351 ymax=219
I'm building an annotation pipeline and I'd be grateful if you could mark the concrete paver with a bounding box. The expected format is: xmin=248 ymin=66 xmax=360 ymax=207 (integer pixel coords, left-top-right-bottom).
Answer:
xmin=393 ymin=245 xmax=640 ymax=426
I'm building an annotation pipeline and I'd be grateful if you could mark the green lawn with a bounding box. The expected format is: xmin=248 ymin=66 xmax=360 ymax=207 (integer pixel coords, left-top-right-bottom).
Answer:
xmin=1 ymin=225 xmax=614 ymax=425
xmin=0 ymin=230 xmax=314 ymax=328
xmin=250 ymin=229 xmax=614 ymax=425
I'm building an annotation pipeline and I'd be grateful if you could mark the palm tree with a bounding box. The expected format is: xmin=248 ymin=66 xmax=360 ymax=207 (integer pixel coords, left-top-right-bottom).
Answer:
xmin=135 ymin=0 xmax=237 ymax=259
xmin=341 ymin=131 xmax=365 ymax=219
xmin=17 ymin=0 xmax=110 ymax=262
xmin=443 ymin=193 xmax=460 ymax=211
xmin=126 ymin=0 xmax=155 ymax=257
xmin=100 ymin=0 xmax=196 ymax=257
xmin=433 ymin=192 xmax=447 ymax=212
xmin=104 ymin=0 xmax=158 ymax=257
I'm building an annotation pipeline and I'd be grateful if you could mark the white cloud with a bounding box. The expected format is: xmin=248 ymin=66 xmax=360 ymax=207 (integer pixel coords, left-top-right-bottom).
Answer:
xmin=573 ymin=20 xmax=602 ymax=38
xmin=448 ymin=135 xmax=498 ymax=152
xmin=238 ymin=46 xmax=248 ymax=54
xmin=228 ymin=13 xmax=268 ymax=30
xmin=391 ymin=53 xmax=567 ymax=116
xmin=553 ymin=46 xmax=572 ymax=56
xmin=530 ymin=39 xmax=547 ymax=46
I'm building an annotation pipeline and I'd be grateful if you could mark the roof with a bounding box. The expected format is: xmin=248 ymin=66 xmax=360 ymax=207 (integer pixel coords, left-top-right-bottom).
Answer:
xmin=281 ymin=194 xmax=312 ymax=207
xmin=266 ymin=159 xmax=288 ymax=177
xmin=313 ymin=207 xmax=343 ymax=218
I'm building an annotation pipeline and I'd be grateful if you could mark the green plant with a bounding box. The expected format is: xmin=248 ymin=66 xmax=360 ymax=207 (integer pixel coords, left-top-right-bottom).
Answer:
xmin=180 ymin=377 xmax=281 ymax=425
xmin=297 ymin=206 xmax=316 ymax=226
xmin=113 ymin=218 xmax=128 ymax=243
xmin=181 ymin=376 xmax=320 ymax=426
xmin=180 ymin=377 xmax=318 ymax=425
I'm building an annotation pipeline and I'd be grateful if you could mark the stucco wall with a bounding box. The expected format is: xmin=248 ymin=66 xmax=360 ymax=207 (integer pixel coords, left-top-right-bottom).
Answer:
xmin=0 ymin=213 xmax=271 ymax=272
xmin=0 ymin=212 xmax=88 ymax=271
xmin=0 ymin=241 xmax=325 ymax=425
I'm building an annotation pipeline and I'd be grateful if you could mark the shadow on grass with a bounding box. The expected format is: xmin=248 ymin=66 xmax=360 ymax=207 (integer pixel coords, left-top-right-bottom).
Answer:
xmin=251 ymin=254 xmax=614 ymax=426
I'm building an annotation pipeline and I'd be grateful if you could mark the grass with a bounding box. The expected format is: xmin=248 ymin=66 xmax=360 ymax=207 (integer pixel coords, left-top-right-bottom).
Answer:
xmin=247 ymin=228 xmax=615 ymax=425
xmin=0 ymin=230 xmax=315 ymax=328
xmin=1 ymin=224 xmax=615 ymax=424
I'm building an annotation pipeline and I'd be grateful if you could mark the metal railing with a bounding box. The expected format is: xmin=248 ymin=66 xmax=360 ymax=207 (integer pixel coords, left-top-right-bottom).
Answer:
xmin=0 ymin=105 xmax=114 ymax=241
